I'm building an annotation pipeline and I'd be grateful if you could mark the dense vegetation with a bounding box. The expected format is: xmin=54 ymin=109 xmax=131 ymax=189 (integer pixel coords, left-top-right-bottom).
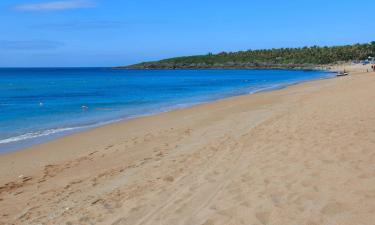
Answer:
xmin=123 ymin=42 xmax=375 ymax=69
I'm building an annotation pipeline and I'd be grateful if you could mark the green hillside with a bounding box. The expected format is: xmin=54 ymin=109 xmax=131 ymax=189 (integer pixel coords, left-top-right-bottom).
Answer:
xmin=123 ymin=42 xmax=375 ymax=69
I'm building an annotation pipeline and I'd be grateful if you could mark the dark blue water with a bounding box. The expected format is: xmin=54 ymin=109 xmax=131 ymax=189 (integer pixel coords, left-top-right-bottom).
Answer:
xmin=0 ymin=68 xmax=333 ymax=153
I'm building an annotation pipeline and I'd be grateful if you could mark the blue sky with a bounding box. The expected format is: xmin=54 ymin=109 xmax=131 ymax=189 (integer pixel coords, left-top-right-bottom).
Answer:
xmin=0 ymin=0 xmax=374 ymax=67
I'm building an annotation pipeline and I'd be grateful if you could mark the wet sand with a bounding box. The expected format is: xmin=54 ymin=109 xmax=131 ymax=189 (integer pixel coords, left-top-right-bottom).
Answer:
xmin=1 ymin=64 xmax=375 ymax=225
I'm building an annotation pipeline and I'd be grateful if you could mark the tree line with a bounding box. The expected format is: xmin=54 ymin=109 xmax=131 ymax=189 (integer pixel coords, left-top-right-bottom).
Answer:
xmin=125 ymin=42 xmax=375 ymax=69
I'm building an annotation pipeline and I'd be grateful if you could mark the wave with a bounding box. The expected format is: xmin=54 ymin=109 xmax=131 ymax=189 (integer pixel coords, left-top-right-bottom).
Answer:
xmin=0 ymin=117 xmax=126 ymax=146
xmin=0 ymin=127 xmax=80 ymax=144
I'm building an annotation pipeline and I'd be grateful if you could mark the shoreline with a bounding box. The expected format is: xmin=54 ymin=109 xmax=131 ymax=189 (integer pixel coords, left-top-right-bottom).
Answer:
xmin=0 ymin=69 xmax=334 ymax=154
xmin=1 ymin=69 xmax=339 ymax=180
xmin=1 ymin=63 xmax=375 ymax=224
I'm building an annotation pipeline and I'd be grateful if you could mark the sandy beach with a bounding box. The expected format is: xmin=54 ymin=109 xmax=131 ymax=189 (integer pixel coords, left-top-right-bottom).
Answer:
xmin=1 ymin=64 xmax=375 ymax=225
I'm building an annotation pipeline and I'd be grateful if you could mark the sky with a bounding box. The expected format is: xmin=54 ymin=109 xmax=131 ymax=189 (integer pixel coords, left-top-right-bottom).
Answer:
xmin=0 ymin=0 xmax=374 ymax=67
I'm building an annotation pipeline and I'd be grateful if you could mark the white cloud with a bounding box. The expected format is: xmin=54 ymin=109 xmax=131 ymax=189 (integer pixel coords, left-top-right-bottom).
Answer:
xmin=14 ymin=0 xmax=95 ymax=12
xmin=34 ymin=21 xmax=127 ymax=30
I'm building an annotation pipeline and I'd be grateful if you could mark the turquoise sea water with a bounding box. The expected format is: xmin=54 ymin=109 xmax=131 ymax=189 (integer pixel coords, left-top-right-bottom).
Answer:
xmin=0 ymin=68 xmax=334 ymax=153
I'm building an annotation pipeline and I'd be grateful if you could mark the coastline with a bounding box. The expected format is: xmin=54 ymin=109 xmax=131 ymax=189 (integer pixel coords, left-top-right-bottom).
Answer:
xmin=0 ymin=69 xmax=333 ymax=154
xmin=1 ymin=64 xmax=375 ymax=224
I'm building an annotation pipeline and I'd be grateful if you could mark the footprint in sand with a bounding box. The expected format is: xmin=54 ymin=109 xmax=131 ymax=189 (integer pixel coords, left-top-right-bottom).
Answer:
xmin=163 ymin=176 xmax=175 ymax=182
xmin=105 ymin=145 xmax=114 ymax=150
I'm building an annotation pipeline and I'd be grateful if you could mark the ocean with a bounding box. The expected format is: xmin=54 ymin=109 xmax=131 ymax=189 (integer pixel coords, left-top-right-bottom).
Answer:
xmin=0 ymin=68 xmax=334 ymax=153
